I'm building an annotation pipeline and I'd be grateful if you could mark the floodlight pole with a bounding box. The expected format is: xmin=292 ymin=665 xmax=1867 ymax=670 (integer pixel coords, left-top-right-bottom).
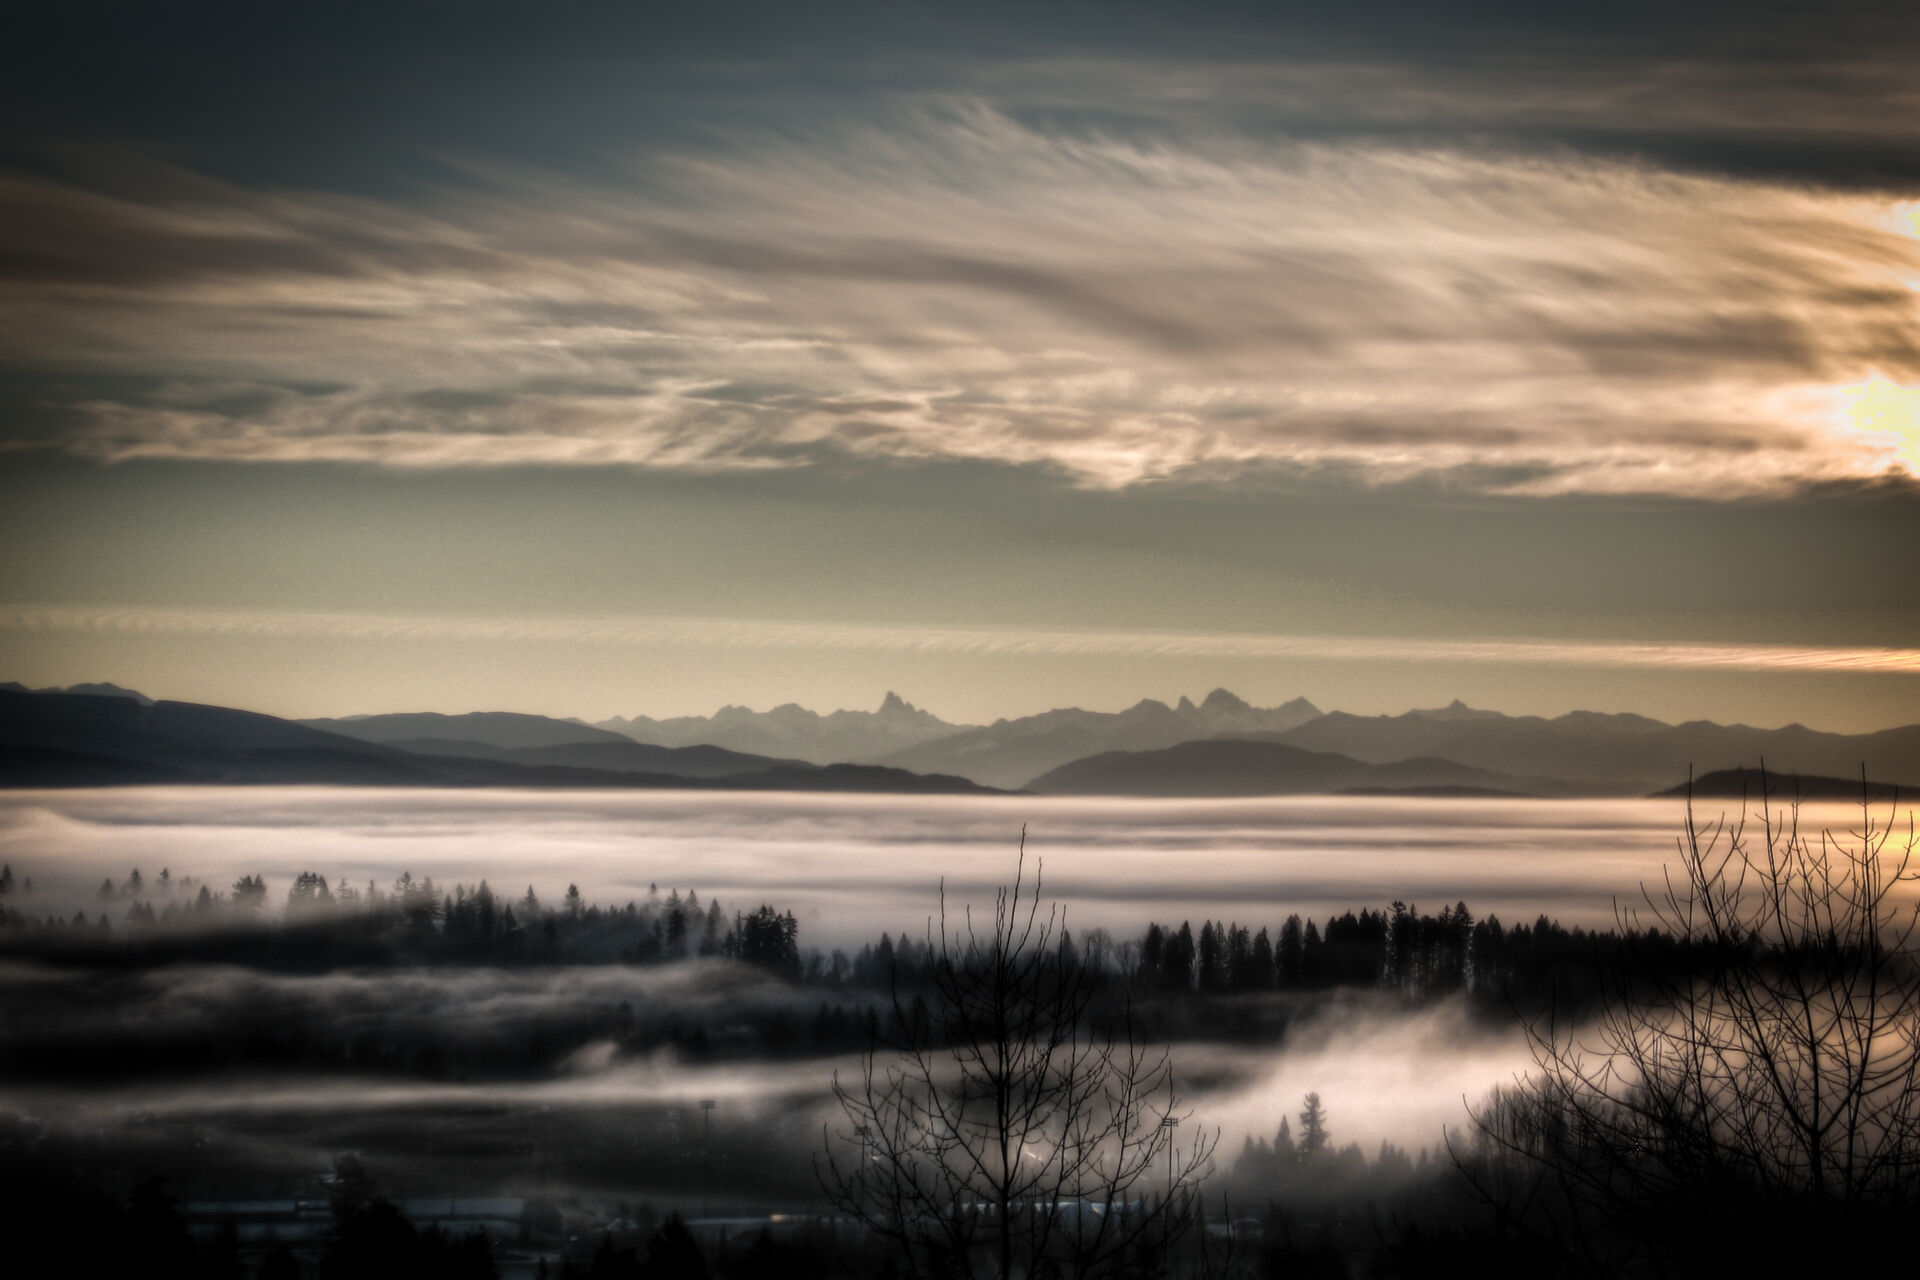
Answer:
xmin=700 ymin=1099 xmax=717 ymax=1219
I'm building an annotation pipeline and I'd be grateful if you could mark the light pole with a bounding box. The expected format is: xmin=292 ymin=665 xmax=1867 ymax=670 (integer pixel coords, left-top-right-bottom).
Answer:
xmin=1159 ymin=1114 xmax=1180 ymax=1254
xmin=699 ymin=1100 xmax=716 ymax=1219
xmin=1160 ymin=1115 xmax=1180 ymax=1201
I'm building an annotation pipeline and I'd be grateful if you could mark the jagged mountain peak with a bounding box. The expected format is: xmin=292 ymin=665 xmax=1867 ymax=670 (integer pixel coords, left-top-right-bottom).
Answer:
xmin=595 ymin=692 xmax=969 ymax=765
xmin=1175 ymin=689 xmax=1322 ymax=731
xmin=1200 ymin=687 xmax=1252 ymax=713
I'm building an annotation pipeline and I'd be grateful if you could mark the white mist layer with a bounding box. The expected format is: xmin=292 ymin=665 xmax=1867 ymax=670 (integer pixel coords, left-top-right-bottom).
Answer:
xmin=4 ymin=788 xmax=1901 ymax=944
xmin=0 ymin=788 xmax=1740 ymax=943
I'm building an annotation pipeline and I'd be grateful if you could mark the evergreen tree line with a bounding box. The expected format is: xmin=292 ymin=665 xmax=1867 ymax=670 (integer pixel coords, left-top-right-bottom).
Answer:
xmin=1 ymin=862 xmax=1685 ymax=1012
xmin=1225 ymin=1091 xmax=1440 ymax=1202
xmin=0 ymin=866 xmax=801 ymax=976
xmin=1127 ymin=901 xmax=1664 ymax=1005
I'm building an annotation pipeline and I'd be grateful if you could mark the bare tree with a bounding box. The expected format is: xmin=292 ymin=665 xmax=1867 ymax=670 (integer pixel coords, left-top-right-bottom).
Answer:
xmin=820 ymin=836 xmax=1217 ymax=1279
xmin=1461 ymin=771 xmax=1920 ymax=1271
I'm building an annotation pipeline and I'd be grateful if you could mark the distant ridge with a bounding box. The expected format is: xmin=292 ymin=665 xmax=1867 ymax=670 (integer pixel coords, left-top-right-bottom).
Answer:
xmin=1025 ymin=738 xmax=1560 ymax=797
xmin=1653 ymin=767 xmax=1912 ymax=803
xmin=302 ymin=710 xmax=632 ymax=751
xmin=0 ymin=690 xmax=1001 ymax=795
xmin=377 ymin=737 xmax=814 ymax=780
xmin=0 ymin=681 xmax=154 ymax=705
xmin=11 ymin=682 xmax=1919 ymax=799
xmin=598 ymin=691 xmax=969 ymax=765
xmin=1263 ymin=705 xmax=1920 ymax=796
xmin=879 ymin=690 xmax=1325 ymax=790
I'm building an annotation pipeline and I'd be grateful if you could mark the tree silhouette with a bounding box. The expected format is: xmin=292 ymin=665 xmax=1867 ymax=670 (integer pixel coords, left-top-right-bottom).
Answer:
xmin=1163 ymin=921 xmax=1196 ymax=991
xmin=321 ymin=1155 xmax=497 ymax=1280
xmin=1276 ymin=915 xmax=1304 ymax=988
xmin=1463 ymin=773 xmax=1920 ymax=1271
xmin=820 ymin=837 xmax=1215 ymax=1279
xmin=231 ymin=874 xmax=267 ymax=912
xmin=287 ymin=870 xmax=333 ymax=915
xmin=259 ymin=1244 xmax=300 ymax=1280
xmin=639 ymin=1213 xmax=708 ymax=1279
xmin=1273 ymin=1116 xmax=1295 ymax=1164
xmin=736 ymin=905 xmax=801 ymax=976
xmin=1138 ymin=924 xmax=1166 ymax=989
xmin=1297 ymin=1093 xmax=1329 ymax=1160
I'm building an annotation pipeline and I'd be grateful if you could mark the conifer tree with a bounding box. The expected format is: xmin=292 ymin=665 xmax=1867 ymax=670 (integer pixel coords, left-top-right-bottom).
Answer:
xmin=1276 ymin=915 xmax=1304 ymax=988
xmin=1249 ymin=926 xmax=1275 ymax=990
xmin=1274 ymin=1116 xmax=1295 ymax=1163
xmin=1298 ymin=1093 xmax=1329 ymax=1159
xmin=1164 ymin=921 xmax=1196 ymax=990
xmin=1197 ymin=921 xmax=1226 ymax=992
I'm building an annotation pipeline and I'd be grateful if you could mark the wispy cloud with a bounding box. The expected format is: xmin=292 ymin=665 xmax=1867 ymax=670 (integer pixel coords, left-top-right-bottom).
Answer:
xmin=6 ymin=604 xmax=1915 ymax=674
xmin=2 ymin=104 xmax=1918 ymax=496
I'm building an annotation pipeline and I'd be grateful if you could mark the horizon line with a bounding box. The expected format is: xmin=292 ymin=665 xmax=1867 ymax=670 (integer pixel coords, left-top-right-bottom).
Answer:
xmin=6 ymin=603 xmax=1916 ymax=672
xmin=6 ymin=602 xmax=1918 ymax=695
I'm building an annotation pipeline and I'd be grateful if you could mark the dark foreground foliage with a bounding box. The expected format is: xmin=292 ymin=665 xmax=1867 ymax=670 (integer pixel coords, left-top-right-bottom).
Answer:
xmin=3 ymin=780 xmax=1914 ymax=1277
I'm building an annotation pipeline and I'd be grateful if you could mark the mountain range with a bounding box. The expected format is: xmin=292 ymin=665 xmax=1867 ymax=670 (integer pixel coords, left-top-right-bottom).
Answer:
xmin=302 ymin=710 xmax=636 ymax=751
xmin=0 ymin=689 xmax=994 ymax=794
xmin=6 ymin=684 xmax=1917 ymax=799
xmin=1255 ymin=702 xmax=1920 ymax=796
xmin=594 ymin=691 xmax=967 ymax=764
xmin=876 ymin=689 xmax=1325 ymax=789
xmin=1026 ymin=738 xmax=1558 ymax=798
xmin=596 ymin=687 xmax=1325 ymax=788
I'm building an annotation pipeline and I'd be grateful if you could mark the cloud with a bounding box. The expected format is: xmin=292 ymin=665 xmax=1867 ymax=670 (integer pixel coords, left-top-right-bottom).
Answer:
xmin=2 ymin=107 xmax=1918 ymax=495
xmin=4 ymin=603 xmax=1917 ymax=674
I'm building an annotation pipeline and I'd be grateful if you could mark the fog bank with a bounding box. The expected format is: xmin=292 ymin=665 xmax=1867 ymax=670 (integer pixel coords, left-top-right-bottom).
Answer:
xmin=0 ymin=787 xmax=1789 ymax=945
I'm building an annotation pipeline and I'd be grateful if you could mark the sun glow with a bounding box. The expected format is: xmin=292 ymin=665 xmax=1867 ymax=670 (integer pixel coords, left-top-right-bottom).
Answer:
xmin=1840 ymin=377 xmax=1920 ymax=475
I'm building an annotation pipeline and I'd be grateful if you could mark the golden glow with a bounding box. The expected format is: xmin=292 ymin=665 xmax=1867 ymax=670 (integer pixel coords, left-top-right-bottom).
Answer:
xmin=7 ymin=137 xmax=1920 ymax=497
xmin=1841 ymin=376 xmax=1920 ymax=475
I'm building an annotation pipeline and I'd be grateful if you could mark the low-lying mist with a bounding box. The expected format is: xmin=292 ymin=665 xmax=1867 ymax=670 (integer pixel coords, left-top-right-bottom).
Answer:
xmin=7 ymin=786 xmax=1909 ymax=1230
xmin=0 ymin=786 xmax=1760 ymax=945
xmin=0 ymin=953 xmax=1528 ymax=1207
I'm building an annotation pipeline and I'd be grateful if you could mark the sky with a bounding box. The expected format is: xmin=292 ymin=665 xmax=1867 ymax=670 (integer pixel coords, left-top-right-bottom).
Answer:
xmin=1 ymin=0 xmax=1917 ymax=729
